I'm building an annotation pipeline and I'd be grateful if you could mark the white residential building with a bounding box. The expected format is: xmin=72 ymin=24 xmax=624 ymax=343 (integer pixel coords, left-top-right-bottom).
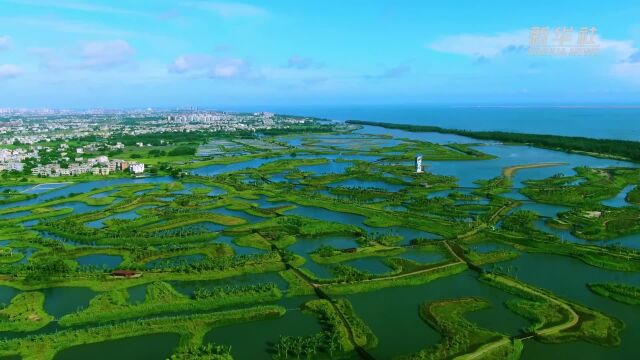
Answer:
xmin=129 ymin=162 xmax=145 ymax=174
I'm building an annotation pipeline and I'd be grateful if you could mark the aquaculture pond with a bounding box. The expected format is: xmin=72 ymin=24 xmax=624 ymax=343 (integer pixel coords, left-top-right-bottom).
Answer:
xmin=345 ymin=271 xmax=531 ymax=359
xmin=3 ymin=124 xmax=640 ymax=360
xmin=42 ymin=287 xmax=97 ymax=318
xmin=203 ymin=300 xmax=322 ymax=360
xmin=85 ymin=205 xmax=155 ymax=229
xmin=284 ymin=205 xmax=441 ymax=244
xmin=496 ymin=253 xmax=640 ymax=360
xmin=75 ymin=254 xmax=123 ymax=268
xmin=53 ymin=333 xmax=180 ymax=360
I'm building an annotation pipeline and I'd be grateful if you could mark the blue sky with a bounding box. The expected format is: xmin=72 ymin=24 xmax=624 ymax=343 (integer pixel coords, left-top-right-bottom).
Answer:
xmin=0 ymin=0 xmax=640 ymax=108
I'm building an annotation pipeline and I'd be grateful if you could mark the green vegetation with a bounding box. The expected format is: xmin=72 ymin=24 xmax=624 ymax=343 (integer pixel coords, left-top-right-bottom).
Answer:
xmin=279 ymin=269 xmax=315 ymax=296
xmin=334 ymin=299 xmax=378 ymax=349
xmin=521 ymin=167 xmax=640 ymax=206
xmin=0 ymin=305 xmax=285 ymax=360
xmin=59 ymin=281 xmax=282 ymax=326
xmin=0 ymin=291 xmax=53 ymax=332
xmin=2 ymin=123 xmax=640 ymax=359
xmin=588 ymin=283 xmax=640 ymax=305
xmin=322 ymin=262 xmax=468 ymax=295
xmin=625 ymin=186 xmax=640 ymax=204
xmin=552 ymin=206 xmax=640 ymax=240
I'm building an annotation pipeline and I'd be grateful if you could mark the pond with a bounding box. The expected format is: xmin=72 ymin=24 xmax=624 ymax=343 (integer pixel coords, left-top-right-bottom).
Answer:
xmin=53 ymin=333 xmax=180 ymax=360
xmin=85 ymin=205 xmax=155 ymax=229
xmin=204 ymin=306 xmax=322 ymax=360
xmin=214 ymin=235 xmax=265 ymax=256
xmin=345 ymin=271 xmax=530 ymax=359
xmin=76 ymin=254 xmax=123 ymax=268
xmin=494 ymin=253 xmax=640 ymax=360
xmin=397 ymin=248 xmax=446 ymax=263
xmin=601 ymin=185 xmax=637 ymax=208
xmin=284 ymin=205 xmax=441 ymax=244
xmin=42 ymin=287 xmax=97 ymax=318
xmin=52 ymin=202 xmax=107 ymax=214
xmin=0 ymin=177 xmax=172 ymax=210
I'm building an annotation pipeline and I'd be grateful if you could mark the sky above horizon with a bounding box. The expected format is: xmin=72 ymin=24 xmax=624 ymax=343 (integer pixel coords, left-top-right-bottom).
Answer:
xmin=1 ymin=0 xmax=640 ymax=108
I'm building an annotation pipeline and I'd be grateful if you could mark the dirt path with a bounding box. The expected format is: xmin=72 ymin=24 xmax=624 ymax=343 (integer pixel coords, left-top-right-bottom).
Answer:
xmin=491 ymin=275 xmax=579 ymax=335
xmin=502 ymin=162 xmax=567 ymax=178
xmin=454 ymin=338 xmax=511 ymax=360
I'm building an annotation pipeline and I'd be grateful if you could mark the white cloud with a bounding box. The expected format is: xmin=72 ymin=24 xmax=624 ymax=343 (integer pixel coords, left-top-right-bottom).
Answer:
xmin=27 ymin=40 xmax=136 ymax=72
xmin=210 ymin=58 xmax=250 ymax=78
xmin=428 ymin=29 xmax=640 ymax=83
xmin=168 ymin=54 xmax=214 ymax=73
xmin=79 ymin=40 xmax=135 ymax=69
xmin=189 ymin=1 xmax=268 ymax=18
xmin=603 ymin=39 xmax=640 ymax=83
xmin=168 ymin=54 xmax=251 ymax=79
xmin=0 ymin=64 xmax=23 ymax=79
xmin=599 ymin=38 xmax=637 ymax=60
xmin=0 ymin=35 xmax=11 ymax=50
xmin=428 ymin=30 xmax=529 ymax=58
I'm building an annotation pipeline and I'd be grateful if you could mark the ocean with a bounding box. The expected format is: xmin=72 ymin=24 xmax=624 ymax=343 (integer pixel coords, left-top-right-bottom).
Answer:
xmin=235 ymin=105 xmax=640 ymax=141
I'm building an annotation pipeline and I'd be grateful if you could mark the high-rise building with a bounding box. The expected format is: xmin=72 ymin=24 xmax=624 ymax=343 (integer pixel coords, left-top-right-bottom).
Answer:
xmin=416 ymin=155 xmax=423 ymax=173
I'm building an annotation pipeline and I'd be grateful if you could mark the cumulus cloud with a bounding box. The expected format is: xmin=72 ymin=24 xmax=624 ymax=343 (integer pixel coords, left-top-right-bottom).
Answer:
xmin=601 ymin=39 xmax=640 ymax=82
xmin=189 ymin=2 xmax=268 ymax=18
xmin=168 ymin=54 xmax=214 ymax=73
xmin=26 ymin=40 xmax=136 ymax=71
xmin=286 ymin=55 xmax=323 ymax=69
xmin=210 ymin=58 xmax=250 ymax=78
xmin=428 ymin=30 xmax=529 ymax=59
xmin=0 ymin=35 xmax=11 ymax=50
xmin=78 ymin=40 xmax=135 ymax=69
xmin=0 ymin=64 xmax=23 ymax=79
xmin=168 ymin=54 xmax=251 ymax=79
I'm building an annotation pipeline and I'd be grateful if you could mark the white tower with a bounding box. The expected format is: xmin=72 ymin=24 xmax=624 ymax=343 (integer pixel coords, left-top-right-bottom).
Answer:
xmin=416 ymin=155 xmax=423 ymax=173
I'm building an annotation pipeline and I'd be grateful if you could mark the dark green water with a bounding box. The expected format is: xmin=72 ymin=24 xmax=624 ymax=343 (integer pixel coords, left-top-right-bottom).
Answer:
xmin=42 ymin=287 xmax=97 ymax=318
xmin=203 ymin=300 xmax=321 ymax=360
xmin=345 ymin=271 xmax=529 ymax=359
xmin=53 ymin=333 xmax=179 ymax=360
xmin=498 ymin=253 xmax=640 ymax=360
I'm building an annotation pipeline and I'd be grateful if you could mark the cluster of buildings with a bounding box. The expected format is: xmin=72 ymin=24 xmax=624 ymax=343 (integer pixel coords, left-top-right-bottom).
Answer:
xmin=0 ymin=109 xmax=320 ymax=177
xmin=0 ymin=148 xmax=38 ymax=172
xmin=1 ymin=109 xmax=316 ymax=147
xmin=30 ymin=156 xmax=144 ymax=177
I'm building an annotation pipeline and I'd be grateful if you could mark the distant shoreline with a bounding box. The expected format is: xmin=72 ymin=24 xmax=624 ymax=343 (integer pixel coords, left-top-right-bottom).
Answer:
xmin=346 ymin=120 xmax=640 ymax=163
